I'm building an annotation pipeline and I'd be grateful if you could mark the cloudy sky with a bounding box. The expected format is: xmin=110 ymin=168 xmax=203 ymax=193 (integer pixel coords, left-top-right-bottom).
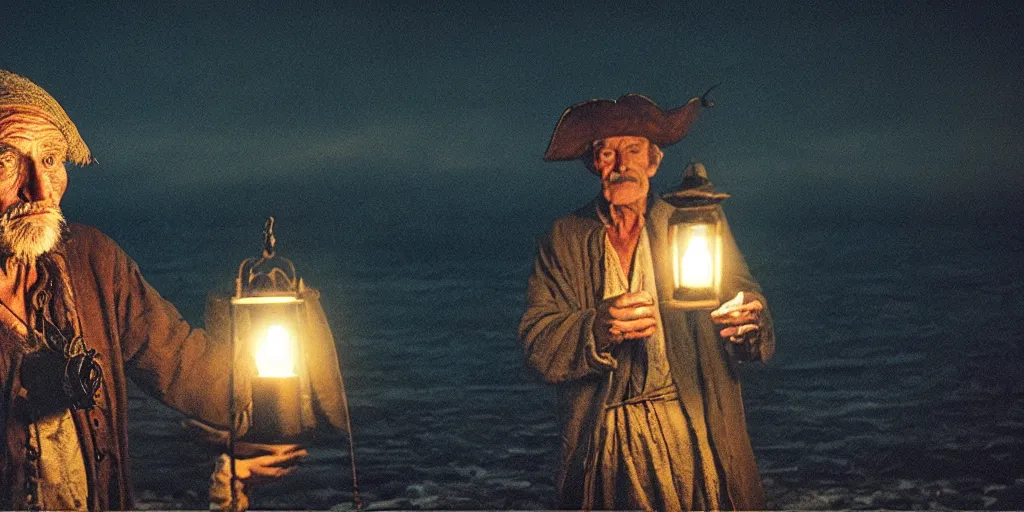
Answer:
xmin=2 ymin=1 xmax=1021 ymax=240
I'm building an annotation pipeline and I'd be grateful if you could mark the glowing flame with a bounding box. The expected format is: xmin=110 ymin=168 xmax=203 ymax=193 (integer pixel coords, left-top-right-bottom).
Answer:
xmin=254 ymin=325 xmax=297 ymax=377
xmin=680 ymin=225 xmax=713 ymax=288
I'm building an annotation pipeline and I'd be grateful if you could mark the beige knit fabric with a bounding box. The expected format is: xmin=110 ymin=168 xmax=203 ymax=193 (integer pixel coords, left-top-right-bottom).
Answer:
xmin=0 ymin=70 xmax=93 ymax=166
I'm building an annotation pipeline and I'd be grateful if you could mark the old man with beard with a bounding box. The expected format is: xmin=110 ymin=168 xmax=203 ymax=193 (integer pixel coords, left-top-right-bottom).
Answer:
xmin=519 ymin=94 xmax=775 ymax=510
xmin=0 ymin=71 xmax=314 ymax=510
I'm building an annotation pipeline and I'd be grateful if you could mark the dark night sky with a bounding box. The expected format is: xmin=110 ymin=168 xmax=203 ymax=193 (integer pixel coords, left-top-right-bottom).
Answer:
xmin=1 ymin=1 xmax=1022 ymax=249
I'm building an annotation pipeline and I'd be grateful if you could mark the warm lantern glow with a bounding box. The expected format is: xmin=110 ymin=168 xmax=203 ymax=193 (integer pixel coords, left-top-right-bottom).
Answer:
xmin=680 ymin=225 xmax=713 ymax=288
xmin=254 ymin=324 xmax=297 ymax=377
xmin=664 ymin=163 xmax=726 ymax=310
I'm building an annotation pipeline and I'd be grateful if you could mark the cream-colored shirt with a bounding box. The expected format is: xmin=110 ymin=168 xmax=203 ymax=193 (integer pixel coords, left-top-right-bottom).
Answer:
xmin=602 ymin=228 xmax=672 ymax=396
xmin=595 ymin=227 xmax=721 ymax=510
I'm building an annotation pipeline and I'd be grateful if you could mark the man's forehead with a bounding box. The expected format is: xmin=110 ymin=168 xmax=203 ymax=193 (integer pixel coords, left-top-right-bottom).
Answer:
xmin=593 ymin=136 xmax=650 ymax=149
xmin=0 ymin=112 xmax=67 ymax=145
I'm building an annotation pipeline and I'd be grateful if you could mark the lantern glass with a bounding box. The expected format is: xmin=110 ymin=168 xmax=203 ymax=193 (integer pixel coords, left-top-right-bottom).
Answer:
xmin=231 ymin=294 xmax=308 ymax=442
xmin=232 ymin=296 xmax=304 ymax=376
xmin=667 ymin=206 xmax=723 ymax=309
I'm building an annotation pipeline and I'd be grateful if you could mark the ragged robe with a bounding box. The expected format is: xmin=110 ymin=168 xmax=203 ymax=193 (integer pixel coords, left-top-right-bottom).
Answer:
xmin=518 ymin=195 xmax=775 ymax=510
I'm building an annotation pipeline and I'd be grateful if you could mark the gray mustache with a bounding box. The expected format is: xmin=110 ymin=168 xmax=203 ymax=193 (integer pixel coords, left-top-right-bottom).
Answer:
xmin=606 ymin=171 xmax=639 ymax=184
xmin=1 ymin=201 xmax=61 ymax=222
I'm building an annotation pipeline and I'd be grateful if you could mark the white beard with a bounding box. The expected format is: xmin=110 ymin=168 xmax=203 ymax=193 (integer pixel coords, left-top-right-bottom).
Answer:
xmin=0 ymin=202 xmax=66 ymax=263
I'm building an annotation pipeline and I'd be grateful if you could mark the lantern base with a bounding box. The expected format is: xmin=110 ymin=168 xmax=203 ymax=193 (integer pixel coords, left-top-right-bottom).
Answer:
xmin=241 ymin=377 xmax=308 ymax=444
xmin=663 ymin=298 xmax=721 ymax=310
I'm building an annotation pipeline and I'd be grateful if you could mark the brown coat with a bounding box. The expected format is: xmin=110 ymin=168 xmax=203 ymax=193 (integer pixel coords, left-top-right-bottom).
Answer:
xmin=518 ymin=196 xmax=775 ymax=510
xmin=1 ymin=224 xmax=234 ymax=510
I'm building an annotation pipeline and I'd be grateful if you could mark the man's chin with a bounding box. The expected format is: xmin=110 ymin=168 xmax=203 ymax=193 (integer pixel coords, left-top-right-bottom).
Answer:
xmin=0 ymin=213 xmax=65 ymax=262
xmin=603 ymin=184 xmax=648 ymax=206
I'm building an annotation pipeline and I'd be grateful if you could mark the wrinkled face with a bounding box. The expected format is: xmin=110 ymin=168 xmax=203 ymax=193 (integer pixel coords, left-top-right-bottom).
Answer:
xmin=591 ymin=136 xmax=661 ymax=206
xmin=0 ymin=112 xmax=69 ymax=262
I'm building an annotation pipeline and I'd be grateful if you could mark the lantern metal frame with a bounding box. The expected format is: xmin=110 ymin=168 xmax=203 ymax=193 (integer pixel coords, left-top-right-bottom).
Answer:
xmin=228 ymin=217 xmax=308 ymax=509
xmin=225 ymin=216 xmax=362 ymax=510
xmin=665 ymin=205 xmax=724 ymax=309
xmin=662 ymin=160 xmax=730 ymax=310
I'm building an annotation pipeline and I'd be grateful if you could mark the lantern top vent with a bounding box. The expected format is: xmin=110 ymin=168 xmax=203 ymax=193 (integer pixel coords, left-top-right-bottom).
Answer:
xmin=234 ymin=216 xmax=303 ymax=301
xmin=662 ymin=159 xmax=730 ymax=208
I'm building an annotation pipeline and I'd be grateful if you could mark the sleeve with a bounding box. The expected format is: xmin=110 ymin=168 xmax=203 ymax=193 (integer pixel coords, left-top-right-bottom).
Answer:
xmin=517 ymin=230 xmax=617 ymax=384
xmin=719 ymin=213 xmax=776 ymax=363
xmin=115 ymin=251 xmax=235 ymax=428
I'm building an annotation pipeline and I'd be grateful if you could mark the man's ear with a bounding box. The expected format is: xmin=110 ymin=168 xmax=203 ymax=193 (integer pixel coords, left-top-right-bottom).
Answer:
xmin=647 ymin=145 xmax=663 ymax=177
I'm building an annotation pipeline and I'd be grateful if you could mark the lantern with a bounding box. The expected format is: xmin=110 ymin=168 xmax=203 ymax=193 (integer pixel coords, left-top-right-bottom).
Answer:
xmin=229 ymin=217 xmax=313 ymax=444
xmin=225 ymin=216 xmax=363 ymax=510
xmin=662 ymin=160 xmax=730 ymax=310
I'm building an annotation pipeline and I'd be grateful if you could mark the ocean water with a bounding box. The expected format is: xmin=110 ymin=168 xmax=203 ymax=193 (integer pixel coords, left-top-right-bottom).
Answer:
xmin=108 ymin=214 xmax=1022 ymax=510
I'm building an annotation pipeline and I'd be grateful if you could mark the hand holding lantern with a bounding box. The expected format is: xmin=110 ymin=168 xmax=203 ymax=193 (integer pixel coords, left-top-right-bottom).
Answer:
xmin=663 ymin=161 xmax=764 ymax=354
xmin=227 ymin=217 xmax=313 ymax=509
xmin=213 ymin=217 xmax=360 ymax=510
xmin=711 ymin=291 xmax=763 ymax=343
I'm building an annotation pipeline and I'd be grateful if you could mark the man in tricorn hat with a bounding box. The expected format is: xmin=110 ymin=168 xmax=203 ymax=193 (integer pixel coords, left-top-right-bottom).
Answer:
xmin=0 ymin=70 xmax=349 ymax=510
xmin=519 ymin=94 xmax=775 ymax=510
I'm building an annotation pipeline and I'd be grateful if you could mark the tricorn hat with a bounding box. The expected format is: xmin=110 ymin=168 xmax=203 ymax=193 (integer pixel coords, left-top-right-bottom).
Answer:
xmin=0 ymin=70 xmax=93 ymax=166
xmin=543 ymin=93 xmax=706 ymax=162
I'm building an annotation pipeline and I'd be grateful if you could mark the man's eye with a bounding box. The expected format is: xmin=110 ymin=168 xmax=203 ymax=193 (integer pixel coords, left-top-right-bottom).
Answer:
xmin=600 ymin=151 xmax=615 ymax=160
xmin=629 ymin=147 xmax=641 ymax=154
xmin=0 ymin=154 xmax=19 ymax=179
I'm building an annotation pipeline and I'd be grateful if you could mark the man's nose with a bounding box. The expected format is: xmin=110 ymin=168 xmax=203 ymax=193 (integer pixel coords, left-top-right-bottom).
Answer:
xmin=615 ymin=152 xmax=628 ymax=172
xmin=18 ymin=160 xmax=51 ymax=202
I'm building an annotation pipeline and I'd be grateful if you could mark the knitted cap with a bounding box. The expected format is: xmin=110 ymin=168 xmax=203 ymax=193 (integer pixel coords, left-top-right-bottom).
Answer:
xmin=0 ymin=70 xmax=93 ymax=166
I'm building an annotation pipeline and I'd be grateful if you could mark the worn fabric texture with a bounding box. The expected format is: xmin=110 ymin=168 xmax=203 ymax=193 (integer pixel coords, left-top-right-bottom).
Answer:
xmin=0 ymin=224 xmax=235 ymax=510
xmin=518 ymin=194 xmax=775 ymax=510
xmin=0 ymin=71 xmax=92 ymax=166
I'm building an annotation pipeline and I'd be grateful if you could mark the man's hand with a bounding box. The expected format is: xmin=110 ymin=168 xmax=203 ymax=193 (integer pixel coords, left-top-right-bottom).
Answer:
xmin=711 ymin=291 xmax=763 ymax=343
xmin=231 ymin=443 xmax=308 ymax=485
xmin=209 ymin=445 xmax=308 ymax=511
xmin=184 ymin=418 xmax=310 ymax=510
xmin=594 ymin=291 xmax=657 ymax=351
xmin=182 ymin=419 xmax=309 ymax=484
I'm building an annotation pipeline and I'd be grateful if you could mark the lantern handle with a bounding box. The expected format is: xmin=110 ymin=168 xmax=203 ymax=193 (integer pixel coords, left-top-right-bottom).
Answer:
xmin=263 ymin=216 xmax=277 ymax=258
xmin=235 ymin=216 xmax=300 ymax=298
